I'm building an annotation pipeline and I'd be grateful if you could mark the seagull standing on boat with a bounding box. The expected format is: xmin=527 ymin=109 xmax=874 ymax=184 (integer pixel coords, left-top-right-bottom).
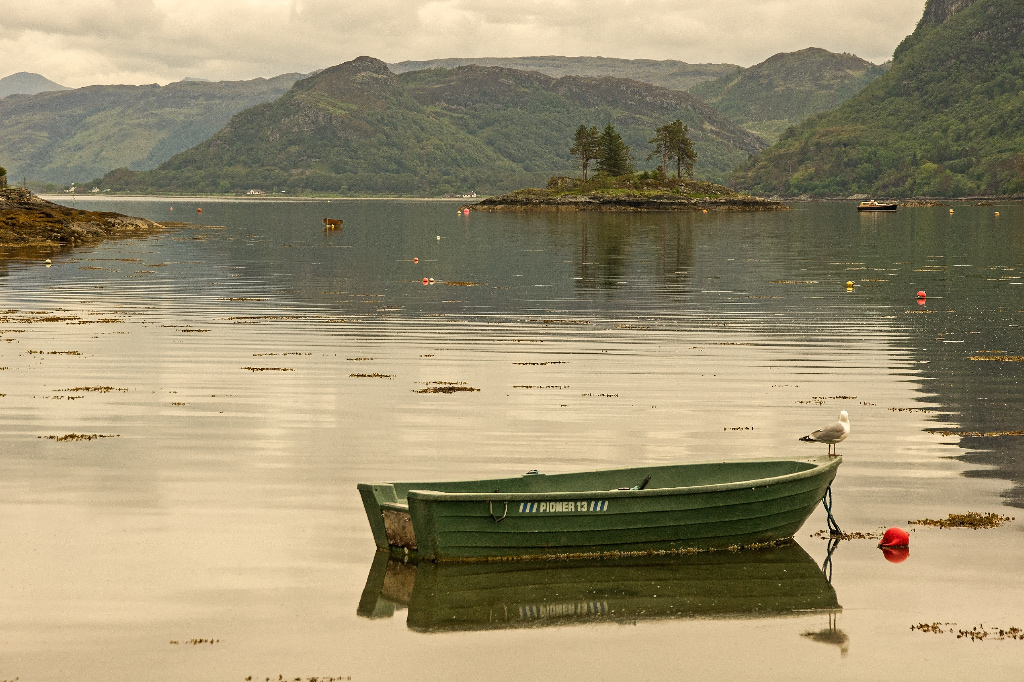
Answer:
xmin=799 ymin=411 xmax=850 ymax=456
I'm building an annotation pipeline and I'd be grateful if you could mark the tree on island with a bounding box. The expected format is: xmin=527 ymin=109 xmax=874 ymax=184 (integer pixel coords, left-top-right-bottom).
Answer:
xmin=569 ymin=125 xmax=601 ymax=181
xmin=596 ymin=123 xmax=634 ymax=177
xmin=648 ymin=120 xmax=697 ymax=179
xmin=0 ymin=165 xmax=7 ymax=188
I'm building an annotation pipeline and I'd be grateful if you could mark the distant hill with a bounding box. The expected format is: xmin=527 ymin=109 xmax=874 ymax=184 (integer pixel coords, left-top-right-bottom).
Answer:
xmin=732 ymin=0 xmax=1024 ymax=197
xmin=0 ymin=74 xmax=304 ymax=185
xmin=0 ymin=72 xmax=69 ymax=99
xmin=389 ymin=56 xmax=739 ymax=92
xmin=689 ymin=48 xmax=887 ymax=142
xmin=98 ymin=57 xmax=766 ymax=196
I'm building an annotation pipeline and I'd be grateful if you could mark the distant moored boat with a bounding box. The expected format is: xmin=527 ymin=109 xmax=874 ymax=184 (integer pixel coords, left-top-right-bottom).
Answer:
xmin=857 ymin=200 xmax=898 ymax=211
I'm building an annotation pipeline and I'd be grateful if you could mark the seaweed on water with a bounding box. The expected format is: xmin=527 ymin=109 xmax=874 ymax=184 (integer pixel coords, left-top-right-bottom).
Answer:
xmin=415 ymin=381 xmax=479 ymax=394
xmin=911 ymin=623 xmax=1024 ymax=641
xmin=909 ymin=512 xmax=1013 ymax=529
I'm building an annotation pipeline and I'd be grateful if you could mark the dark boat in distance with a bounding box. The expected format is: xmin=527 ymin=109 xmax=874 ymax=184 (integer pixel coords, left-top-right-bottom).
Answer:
xmin=358 ymin=455 xmax=841 ymax=561
xmin=357 ymin=542 xmax=840 ymax=632
xmin=857 ymin=200 xmax=899 ymax=211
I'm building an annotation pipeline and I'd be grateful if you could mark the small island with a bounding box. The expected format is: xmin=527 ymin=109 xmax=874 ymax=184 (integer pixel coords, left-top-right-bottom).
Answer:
xmin=464 ymin=121 xmax=787 ymax=212
xmin=0 ymin=186 xmax=163 ymax=247
xmin=466 ymin=176 xmax=787 ymax=212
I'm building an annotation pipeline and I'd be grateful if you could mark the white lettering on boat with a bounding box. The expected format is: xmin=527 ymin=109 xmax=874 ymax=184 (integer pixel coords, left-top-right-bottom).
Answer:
xmin=517 ymin=500 xmax=608 ymax=513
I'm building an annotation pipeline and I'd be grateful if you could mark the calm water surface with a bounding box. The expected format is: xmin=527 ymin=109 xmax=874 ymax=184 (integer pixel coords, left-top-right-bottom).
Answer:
xmin=1 ymin=198 xmax=1022 ymax=681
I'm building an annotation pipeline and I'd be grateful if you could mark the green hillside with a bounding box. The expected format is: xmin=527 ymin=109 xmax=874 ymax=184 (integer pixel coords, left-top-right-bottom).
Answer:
xmin=689 ymin=48 xmax=887 ymax=142
xmin=0 ymin=74 xmax=303 ymax=185
xmin=98 ymin=57 xmax=766 ymax=196
xmin=732 ymin=0 xmax=1024 ymax=197
xmin=389 ymin=56 xmax=739 ymax=92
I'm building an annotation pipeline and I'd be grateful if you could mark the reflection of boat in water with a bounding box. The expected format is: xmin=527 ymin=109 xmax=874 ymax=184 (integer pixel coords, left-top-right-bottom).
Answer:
xmin=357 ymin=542 xmax=840 ymax=632
xmin=358 ymin=456 xmax=841 ymax=560
xmin=857 ymin=200 xmax=898 ymax=211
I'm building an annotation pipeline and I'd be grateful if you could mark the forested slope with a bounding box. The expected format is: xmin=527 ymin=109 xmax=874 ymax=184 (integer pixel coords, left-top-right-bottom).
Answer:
xmin=732 ymin=0 xmax=1024 ymax=197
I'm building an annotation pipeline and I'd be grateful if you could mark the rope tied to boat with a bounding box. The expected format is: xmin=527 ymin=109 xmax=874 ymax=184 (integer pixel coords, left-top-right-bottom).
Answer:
xmin=822 ymin=484 xmax=841 ymax=535
xmin=489 ymin=499 xmax=508 ymax=522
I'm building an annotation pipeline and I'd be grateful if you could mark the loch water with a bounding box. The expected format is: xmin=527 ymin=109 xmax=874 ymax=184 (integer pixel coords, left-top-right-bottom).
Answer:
xmin=1 ymin=198 xmax=1022 ymax=681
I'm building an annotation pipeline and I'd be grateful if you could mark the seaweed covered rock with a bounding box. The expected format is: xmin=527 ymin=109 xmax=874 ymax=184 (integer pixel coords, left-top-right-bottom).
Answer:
xmin=0 ymin=188 xmax=163 ymax=246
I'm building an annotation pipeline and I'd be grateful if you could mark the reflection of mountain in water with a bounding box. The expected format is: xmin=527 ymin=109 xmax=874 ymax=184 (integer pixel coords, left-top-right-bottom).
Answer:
xmin=358 ymin=542 xmax=839 ymax=632
xmin=901 ymin=301 xmax=1024 ymax=508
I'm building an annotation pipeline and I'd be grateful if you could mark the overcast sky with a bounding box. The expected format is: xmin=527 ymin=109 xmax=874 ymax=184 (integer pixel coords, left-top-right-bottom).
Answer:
xmin=2 ymin=0 xmax=928 ymax=87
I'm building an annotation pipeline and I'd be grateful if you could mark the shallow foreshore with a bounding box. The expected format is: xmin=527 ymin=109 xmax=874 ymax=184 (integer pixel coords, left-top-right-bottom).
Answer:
xmin=0 ymin=188 xmax=164 ymax=247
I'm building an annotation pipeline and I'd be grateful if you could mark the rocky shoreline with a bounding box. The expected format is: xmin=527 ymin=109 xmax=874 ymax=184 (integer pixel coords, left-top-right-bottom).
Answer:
xmin=0 ymin=188 xmax=164 ymax=247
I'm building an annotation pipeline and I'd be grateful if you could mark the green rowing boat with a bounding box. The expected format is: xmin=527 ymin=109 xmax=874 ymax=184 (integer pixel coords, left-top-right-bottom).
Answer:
xmin=358 ymin=542 xmax=840 ymax=631
xmin=358 ymin=454 xmax=841 ymax=561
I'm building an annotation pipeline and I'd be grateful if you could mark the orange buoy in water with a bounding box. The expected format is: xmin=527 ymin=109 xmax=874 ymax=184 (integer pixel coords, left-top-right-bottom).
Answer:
xmin=413 ymin=257 xmax=419 ymax=263
xmin=169 ymin=206 xmax=173 ymax=211
xmin=463 ymin=208 xmax=469 ymax=215
xmin=879 ymin=527 xmax=911 ymax=562
xmin=198 ymin=208 xmax=203 ymax=213
xmin=916 ymin=290 xmax=926 ymax=299
xmin=995 ymin=211 xmax=1000 ymax=216
xmin=879 ymin=527 xmax=910 ymax=547
xmin=422 ymin=278 xmax=429 ymax=285
xmin=949 ymin=208 xmax=954 ymax=214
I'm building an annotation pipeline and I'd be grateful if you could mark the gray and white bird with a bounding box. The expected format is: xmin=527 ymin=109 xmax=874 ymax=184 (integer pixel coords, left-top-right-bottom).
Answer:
xmin=799 ymin=410 xmax=850 ymax=456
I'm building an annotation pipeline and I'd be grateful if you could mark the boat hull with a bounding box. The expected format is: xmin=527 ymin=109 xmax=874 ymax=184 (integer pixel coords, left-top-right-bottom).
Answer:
xmin=359 ymin=455 xmax=840 ymax=561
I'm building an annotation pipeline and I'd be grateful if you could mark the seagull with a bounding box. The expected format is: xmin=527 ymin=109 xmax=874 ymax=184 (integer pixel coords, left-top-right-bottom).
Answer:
xmin=799 ymin=410 xmax=850 ymax=456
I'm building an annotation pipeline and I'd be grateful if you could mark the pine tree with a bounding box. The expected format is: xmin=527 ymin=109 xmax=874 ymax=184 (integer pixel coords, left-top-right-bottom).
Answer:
xmin=596 ymin=123 xmax=634 ymax=177
xmin=649 ymin=120 xmax=696 ymax=179
xmin=569 ymin=125 xmax=600 ymax=181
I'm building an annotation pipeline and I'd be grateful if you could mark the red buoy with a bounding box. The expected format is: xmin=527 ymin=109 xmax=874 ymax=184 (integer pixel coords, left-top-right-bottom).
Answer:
xmin=197 ymin=208 xmax=203 ymax=213
xmin=413 ymin=257 xmax=419 ymax=263
xmin=422 ymin=278 xmax=429 ymax=285
xmin=878 ymin=527 xmax=910 ymax=548
xmin=916 ymin=290 xmax=926 ymax=299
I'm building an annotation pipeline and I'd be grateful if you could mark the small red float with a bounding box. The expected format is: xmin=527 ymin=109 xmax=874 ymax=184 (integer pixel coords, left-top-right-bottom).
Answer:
xmin=197 ymin=208 xmax=203 ymax=213
xmin=916 ymin=290 xmax=926 ymax=299
xmin=413 ymin=257 xmax=419 ymax=263
xmin=422 ymin=278 xmax=429 ymax=285
xmin=878 ymin=527 xmax=910 ymax=548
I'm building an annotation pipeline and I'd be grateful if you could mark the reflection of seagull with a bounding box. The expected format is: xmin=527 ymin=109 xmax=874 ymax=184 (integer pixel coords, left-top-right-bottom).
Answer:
xmin=802 ymin=627 xmax=850 ymax=657
xmin=803 ymin=612 xmax=849 ymax=657
xmin=799 ymin=410 xmax=850 ymax=456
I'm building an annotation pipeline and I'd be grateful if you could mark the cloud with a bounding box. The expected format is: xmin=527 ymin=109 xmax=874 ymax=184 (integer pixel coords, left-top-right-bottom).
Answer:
xmin=0 ymin=0 xmax=926 ymax=87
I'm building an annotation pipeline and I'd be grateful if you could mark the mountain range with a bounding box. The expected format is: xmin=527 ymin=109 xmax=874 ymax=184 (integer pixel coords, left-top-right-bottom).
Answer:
xmin=689 ymin=48 xmax=887 ymax=142
xmin=0 ymin=74 xmax=303 ymax=185
xmin=389 ymin=56 xmax=738 ymax=92
xmin=95 ymin=57 xmax=765 ymax=196
xmin=0 ymin=72 xmax=69 ymax=99
xmin=733 ymin=0 xmax=1024 ymax=197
